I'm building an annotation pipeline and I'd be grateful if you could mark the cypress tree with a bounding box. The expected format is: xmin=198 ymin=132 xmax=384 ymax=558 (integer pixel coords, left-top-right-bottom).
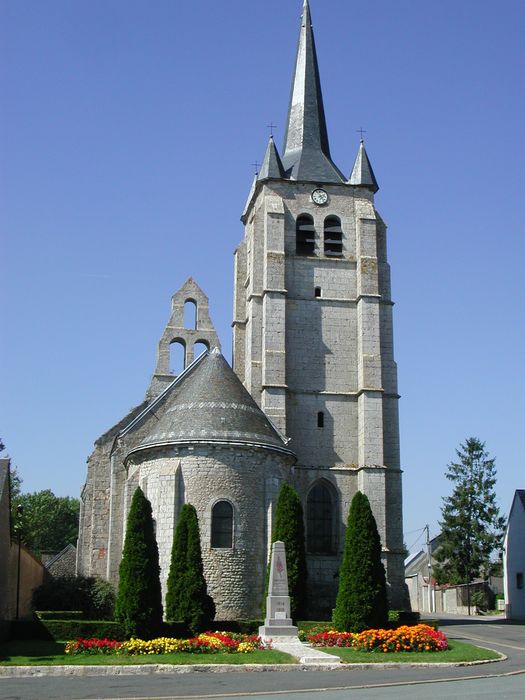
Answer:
xmin=267 ymin=482 xmax=307 ymax=621
xmin=115 ymin=487 xmax=163 ymax=639
xmin=333 ymin=491 xmax=388 ymax=632
xmin=165 ymin=504 xmax=215 ymax=633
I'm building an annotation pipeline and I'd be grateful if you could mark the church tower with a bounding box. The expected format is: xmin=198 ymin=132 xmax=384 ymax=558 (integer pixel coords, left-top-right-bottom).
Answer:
xmin=233 ymin=0 xmax=406 ymax=612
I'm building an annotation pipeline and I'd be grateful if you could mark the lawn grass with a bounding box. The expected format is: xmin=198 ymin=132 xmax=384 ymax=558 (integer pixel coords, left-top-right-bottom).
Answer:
xmin=0 ymin=640 xmax=294 ymax=666
xmin=0 ymin=639 xmax=501 ymax=667
xmin=317 ymin=640 xmax=501 ymax=664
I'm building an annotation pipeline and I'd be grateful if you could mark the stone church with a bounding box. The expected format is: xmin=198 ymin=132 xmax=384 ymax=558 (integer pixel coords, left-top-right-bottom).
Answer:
xmin=77 ymin=0 xmax=407 ymax=619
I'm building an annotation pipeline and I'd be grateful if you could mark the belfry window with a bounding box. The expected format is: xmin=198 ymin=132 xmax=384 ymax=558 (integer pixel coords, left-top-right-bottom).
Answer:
xmin=211 ymin=501 xmax=233 ymax=548
xmin=307 ymin=482 xmax=334 ymax=554
xmin=324 ymin=216 xmax=343 ymax=257
xmin=296 ymin=214 xmax=316 ymax=256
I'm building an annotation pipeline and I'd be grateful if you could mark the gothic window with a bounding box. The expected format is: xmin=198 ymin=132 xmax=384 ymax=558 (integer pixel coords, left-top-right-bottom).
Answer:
xmin=317 ymin=411 xmax=324 ymax=428
xmin=307 ymin=481 xmax=335 ymax=554
xmin=184 ymin=299 xmax=197 ymax=329
xmin=211 ymin=501 xmax=233 ymax=548
xmin=296 ymin=214 xmax=315 ymax=256
xmin=324 ymin=216 xmax=343 ymax=257
xmin=194 ymin=340 xmax=209 ymax=359
xmin=170 ymin=339 xmax=186 ymax=374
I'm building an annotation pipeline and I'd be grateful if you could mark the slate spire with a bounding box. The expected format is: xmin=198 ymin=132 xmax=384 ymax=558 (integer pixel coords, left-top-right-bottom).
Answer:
xmin=349 ymin=140 xmax=379 ymax=193
xmin=282 ymin=0 xmax=344 ymax=183
xmin=257 ymin=135 xmax=285 ymax=181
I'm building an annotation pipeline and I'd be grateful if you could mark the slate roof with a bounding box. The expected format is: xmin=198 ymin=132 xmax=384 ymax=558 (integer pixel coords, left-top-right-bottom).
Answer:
xmin=517 ymin=490 xmax=525 ymax=509
xmin=281 ymin=0 xmax=345 ymax=183
xmin=129 ymin=349 xmax=294 ymax=457
xmin=349 ymin=140 xmax=379 ymax=192
xmin=258 ymin=136 xmax=285 ymax=181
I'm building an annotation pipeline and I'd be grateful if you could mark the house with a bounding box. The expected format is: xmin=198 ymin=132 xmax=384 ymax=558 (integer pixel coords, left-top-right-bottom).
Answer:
xmin=504 ymin=490 xmax=525 ymax=620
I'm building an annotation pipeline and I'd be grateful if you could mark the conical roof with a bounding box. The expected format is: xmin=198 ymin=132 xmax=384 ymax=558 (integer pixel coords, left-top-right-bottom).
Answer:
xmin=129 ymin=349 xmax=292 ymax=457
xmin=349 ymin=140 xmax=379 ymax=192
xmin=258 ymin=136 xmax=285 ymax=181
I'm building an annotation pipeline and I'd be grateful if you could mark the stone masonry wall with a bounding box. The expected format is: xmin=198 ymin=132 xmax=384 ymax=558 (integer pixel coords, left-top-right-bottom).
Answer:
xmin=131 ymin=445 xmax=292 ymax=620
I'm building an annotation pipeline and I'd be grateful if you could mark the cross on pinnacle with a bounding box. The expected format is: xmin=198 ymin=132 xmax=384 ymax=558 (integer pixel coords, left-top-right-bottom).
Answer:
xmin=356 ymin=127 xmax=367 ymax=142
xmin=267 ymin=122 xmax=277 ymax=138
xmin=252 ymin=160 xmax=260 ymax=175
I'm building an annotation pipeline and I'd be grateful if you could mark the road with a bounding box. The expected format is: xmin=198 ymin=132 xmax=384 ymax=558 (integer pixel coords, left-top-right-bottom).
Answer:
xmin=0 ymin=615 xmax=523 ymax=700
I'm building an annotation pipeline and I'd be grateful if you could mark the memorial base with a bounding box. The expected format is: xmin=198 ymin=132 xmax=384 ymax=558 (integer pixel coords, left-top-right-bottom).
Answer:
xmin=259 ymin=623 xmax=298 ymax=638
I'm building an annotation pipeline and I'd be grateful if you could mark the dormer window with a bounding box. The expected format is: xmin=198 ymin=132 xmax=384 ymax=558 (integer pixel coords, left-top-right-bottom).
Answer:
xmin=324 ymin=216 xmax=343 ymax=257
xmin=296 ymin=214 xmax=315 ymax=256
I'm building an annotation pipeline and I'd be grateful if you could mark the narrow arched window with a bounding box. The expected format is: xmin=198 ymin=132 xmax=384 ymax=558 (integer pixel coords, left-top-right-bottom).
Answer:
xmin=296 ymin=214 xmax=315 ymax=256
xmin=211 ymin=501 xmax=233 ymax=548
xmin=307 ymin=482 xmax=334 ymax=554
xmin=170 ymin=340 xmax=186 ymax=374
xmin=317 ymin=411 xmax=324 ymax=428
xmin=184 ymin=299 xmax=197 ymax=329
xmin=324 ymin=216 xmax=343 ymax=257
xmin=314 ymin=287 xmax=321 ymax=298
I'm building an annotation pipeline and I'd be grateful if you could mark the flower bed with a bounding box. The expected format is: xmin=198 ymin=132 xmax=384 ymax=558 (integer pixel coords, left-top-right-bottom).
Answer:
xmin=64 ymin=632 xmax=267 ymax=656
xmin=308 ymin=624 xmax=448 ymax=653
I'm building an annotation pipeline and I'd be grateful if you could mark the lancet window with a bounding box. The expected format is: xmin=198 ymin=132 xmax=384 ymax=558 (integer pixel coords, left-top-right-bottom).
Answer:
xmin=307 ymin=481 xmax=335 ymax=554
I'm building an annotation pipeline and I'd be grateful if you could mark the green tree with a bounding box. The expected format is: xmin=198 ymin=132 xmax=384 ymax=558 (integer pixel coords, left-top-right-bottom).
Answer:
xmin=333 ymin=491 xmax=388 ymax=632
xmin=267 ymin=482 xmax=307 ymax=621
xmin=11 ymin=489 xmax=79 ymax=556
xmin=165 ymin=504 xmax=215 ymax=633
xmin=115 ymin=487 xmax=163 ymax=639
xmin=9 ymin=466 xmax=22 ymax=501
xmin=433 ymin=438 xmax=506 ymax=586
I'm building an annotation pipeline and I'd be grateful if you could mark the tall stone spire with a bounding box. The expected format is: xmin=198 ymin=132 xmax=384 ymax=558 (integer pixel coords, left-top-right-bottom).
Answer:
xmin=282 ymin=0 xmax=344 ymax=183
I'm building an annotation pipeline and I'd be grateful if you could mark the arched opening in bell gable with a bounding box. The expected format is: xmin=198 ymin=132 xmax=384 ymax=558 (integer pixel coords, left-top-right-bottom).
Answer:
xmin=193 ymin=340 xmax=209 ymax=360
xmin=169 ymin=339 xmax=186 ymax=375
xmin=184 ymin=299 xmax=197 ymax=329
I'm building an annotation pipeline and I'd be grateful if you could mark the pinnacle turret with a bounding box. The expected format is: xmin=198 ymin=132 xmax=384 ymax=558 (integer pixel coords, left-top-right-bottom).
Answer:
xmin=281 ymin=0 xmax=344 ymax=183
xmin=257 ymin=136 xmax=285 ymax=181
xmin=349 ymin=140 xmax=379 ymax=193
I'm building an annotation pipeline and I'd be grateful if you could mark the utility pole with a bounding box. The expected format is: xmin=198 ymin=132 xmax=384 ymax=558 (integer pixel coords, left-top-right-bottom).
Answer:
xmin=15 ymin=504 xmax=23 ymax=620
xmin=425 ymin=525 xmax=433 ymax=613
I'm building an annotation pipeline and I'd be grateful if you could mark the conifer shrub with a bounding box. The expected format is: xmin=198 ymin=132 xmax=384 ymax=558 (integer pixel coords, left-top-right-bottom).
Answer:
xmin=114 ymin=487 xmax=163 ymax=639
xmin=165 ymin=503 xmax=215 ymax=633
xmin=333 ymin=491 xmax=388 ymax=632
xmin=265 ymin=482 xmax=307 ymax=621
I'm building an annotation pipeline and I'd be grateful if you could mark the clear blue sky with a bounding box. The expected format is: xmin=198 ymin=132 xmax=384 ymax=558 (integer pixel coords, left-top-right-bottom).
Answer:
xmin=1 ymin=0 xmax=524 ymax=554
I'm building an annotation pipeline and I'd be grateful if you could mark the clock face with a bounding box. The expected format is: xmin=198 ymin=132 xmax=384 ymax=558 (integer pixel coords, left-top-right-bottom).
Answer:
xmin=311 ymin=188 xmax=328 ymax=206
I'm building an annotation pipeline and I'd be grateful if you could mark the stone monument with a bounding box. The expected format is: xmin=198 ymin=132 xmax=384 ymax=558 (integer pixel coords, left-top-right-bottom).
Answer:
xmin=259 ymin=541 xmax=298 ymax=639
